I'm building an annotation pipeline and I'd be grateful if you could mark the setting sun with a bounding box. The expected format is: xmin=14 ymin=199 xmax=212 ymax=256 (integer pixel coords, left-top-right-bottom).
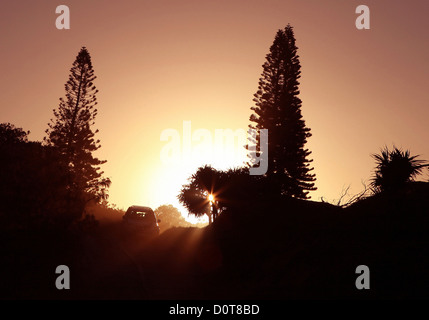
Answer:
xmin=208 ymin=194 xmax=214 ymax=203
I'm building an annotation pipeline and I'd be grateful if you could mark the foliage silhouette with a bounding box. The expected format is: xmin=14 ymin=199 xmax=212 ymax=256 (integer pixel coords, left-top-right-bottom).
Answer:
xmin=154 ymin=204 xmax=194 ymax=233
xmin=0 ymin=123 xmax=29 ymax=144
xmin=44 ymin=47 xmax=111 ymax=224
xmin=370 ymin=146 xmax=428 ymax=193
xmin=178 ymin=165 xmax=262 ymax=223
xmin=86 ymin=200 xmax=124 ymax=223
xmin=248 ymin=24 xmax=316 ymax=199
xmin=0 ymin=124 xmax=79 ymax=229
xmin=178 ymin=165 xmax=219 ymax=223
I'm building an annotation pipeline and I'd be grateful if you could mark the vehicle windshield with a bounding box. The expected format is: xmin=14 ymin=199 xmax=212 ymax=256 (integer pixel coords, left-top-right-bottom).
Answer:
xmin=126 ymin=209 xmax=155 ymax=221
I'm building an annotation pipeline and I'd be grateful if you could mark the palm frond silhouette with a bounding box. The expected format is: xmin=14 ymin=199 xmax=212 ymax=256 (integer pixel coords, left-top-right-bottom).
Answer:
xmin=371 ymin=146 xmax=428 ymax=193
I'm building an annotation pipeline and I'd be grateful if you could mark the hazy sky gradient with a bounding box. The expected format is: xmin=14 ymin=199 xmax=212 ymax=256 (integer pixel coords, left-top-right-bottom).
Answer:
xmin=1 ymin=0 xmax=428 ymax=219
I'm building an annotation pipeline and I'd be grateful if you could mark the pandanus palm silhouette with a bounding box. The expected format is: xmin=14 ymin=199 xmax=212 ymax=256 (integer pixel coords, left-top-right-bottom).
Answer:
xmin=370 ymin=146 xmax=428 ymax=193
xmin=178 ymin=165 xmax=252 ymax=223
xmin=178 ymin=165 xmax=223 ymax=224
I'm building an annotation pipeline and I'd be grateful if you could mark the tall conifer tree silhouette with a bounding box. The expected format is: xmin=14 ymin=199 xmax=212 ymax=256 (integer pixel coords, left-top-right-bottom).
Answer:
xmin=45 ymin=47 xmax=110 ymax=217
xmin=248 ymin=25 xmax=316 ymax=199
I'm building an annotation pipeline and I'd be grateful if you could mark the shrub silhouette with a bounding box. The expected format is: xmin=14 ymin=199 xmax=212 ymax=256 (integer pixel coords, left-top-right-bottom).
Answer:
xmin=154 ymin=204 xmax=193 ymax=232
xmin=178 ymin=166 xmax=262 ymax=223
xmin=0 ymin=122 xmax=104 ymax=229
xmin=0 ymin=123 xmax=29 ymax=144
xmin=178 ymin=165 xmax=219 ymax=223
xmin=1 ymin=130 xmax=74 ymax=229
xmin=370 ymin=146 xmax=428 ymax=193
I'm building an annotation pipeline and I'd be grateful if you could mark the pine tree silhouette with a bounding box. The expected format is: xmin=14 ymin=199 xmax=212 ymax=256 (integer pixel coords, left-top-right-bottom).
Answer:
xmin=248 ymin=25 xmax=316 ymax=199
xmin=45 ymin=47 xmax=110 ymax=218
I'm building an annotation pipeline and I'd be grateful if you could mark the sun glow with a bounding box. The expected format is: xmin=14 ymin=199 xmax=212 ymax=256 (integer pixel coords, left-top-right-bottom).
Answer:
xmin=208 ymin=194 xmax=214 ymax=203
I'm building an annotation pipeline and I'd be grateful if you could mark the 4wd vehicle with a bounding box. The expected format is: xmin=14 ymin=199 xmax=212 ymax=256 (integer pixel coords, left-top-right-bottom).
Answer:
xmin=122 ymin=205 xmax=160 ymax=237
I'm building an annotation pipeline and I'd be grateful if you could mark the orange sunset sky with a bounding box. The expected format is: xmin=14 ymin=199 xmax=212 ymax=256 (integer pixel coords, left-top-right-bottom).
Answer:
xmin=1 ymin=0 xmax=428 ymax=221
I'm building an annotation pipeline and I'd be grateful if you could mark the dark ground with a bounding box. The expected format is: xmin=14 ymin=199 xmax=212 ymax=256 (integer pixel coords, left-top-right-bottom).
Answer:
xmin=2 ymin=183 xmax=429 ymax=300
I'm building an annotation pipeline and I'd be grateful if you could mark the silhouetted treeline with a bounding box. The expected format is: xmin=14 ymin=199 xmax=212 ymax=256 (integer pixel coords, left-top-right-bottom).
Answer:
xmin=0 ymin=123 xmax=85 ymax=230
xmin=0 ymin=47 xmax=112 ymax=232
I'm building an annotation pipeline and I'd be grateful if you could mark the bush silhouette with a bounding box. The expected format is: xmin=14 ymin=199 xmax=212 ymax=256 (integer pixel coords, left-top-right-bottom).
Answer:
xmin=154 ymin=204 xmax=193 ymax=232
xmin=178 ymin=165 xmax=263 ymax=223
xmin=370 ymin=146 xmax=428 ymax=193
xmin=0 ymin=122 xmax=100 ymax=229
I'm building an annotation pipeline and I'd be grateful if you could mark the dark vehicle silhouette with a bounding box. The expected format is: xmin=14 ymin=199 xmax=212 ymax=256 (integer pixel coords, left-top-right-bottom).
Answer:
xmin=122 ymin=205 xmax=160 ymax=237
